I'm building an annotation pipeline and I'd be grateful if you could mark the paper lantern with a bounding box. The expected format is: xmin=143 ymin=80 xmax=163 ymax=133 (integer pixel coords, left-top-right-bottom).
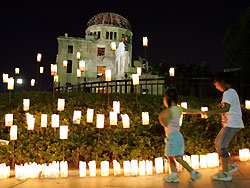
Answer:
xmin=110 ymin=111 xmax=117 ymax=125
xmin=17 ymin=79 xmax=22 ymax=84
xmin=2 ymin=73 xmax=8 ymax=83
xmin=30 ymin=79 xmax=35 ymax=87
xmin=191 ymin=155 xmax=199 ymax=169
xmin=73 ymin=110 xmax=81 ymax=124
xmin=76 ymin=52 xmax=81 ymax=60
xmin=142 ymin=112 xmax=149 ymax=125
xmin=51 ymin=64 xmax=57 ymax=76
xmin=105 ymin=70 xmax=111 ymax=81
xmin=239 ymin=148 xmax=250 ymax=161
xmin=7 ymin=77 xmax=14 ymax=90
xmin=155 ymin=157 xmax=164 ymax=173
xmin=41 ymin=114 xmax=47 ymax=128
xmin=63 ymin=60 xmax=68 ymax=67
xmin=51 ymin=114 xmax=59 ymax=128
xmin=0 ymin=163 xmax=10 ymax=179
xmin=60 ymin=161 xmax=68 ymax=177
xmin=96 ymin=114 xmax=104 ymax=128
xmin=201 ymin=107 xmax=208 ymax=118
xmin=10 ymin=125 xmax=17 ymax=140
xmin=15 ymin=68 xmax=20 ymax=74
xmin=121 ymin=114 xmax=130 ymax=128
xmin=40 ymin=66 xmax=44 ymax=74
xmin=37 ymin=53 xmax=42 ymax=62
xmin=183 ymin=155 xmax=191 ymax=166
xmin=199 ymin=155 xmax=207 ymax=168
xmin=143 ymin=37 xmax=148 ymax=47
xmin=123 ymin=161 xmax=130 ymax=176
xmin=131 ymin=160 xmax=138 ymax=176
xmin=26 ymin=113 xmax=35 ymax=131
xmin=245 ymin=100 xmax=250 ymax=110
xmin=132 ymin=74 xmax=139 ymax=85
xmin=77 ymin=69 xmax=81 ymax=78
xmin=137 ymin=67 xmax=142 ymax=76
xmin=207 ymin=153 xmax=219 ymax=168
xmin=57 ymin=98 xmax=65 ymax=111
xmin=146 ymin=160 xmax=153 ymax=175
xmin=88 ymin=161 xmax=96 ymax=177
xmin=113 ymin=160 xmax=121 ymax=176
xmin=169 ymin=67 xmax=175 ymax=77
xmin=79 ymin=60 xmax=85 ymax=71
xmin=111 ymin=42 xmax=116 ymax=50
xmin=87 ymin=109 xmax=94 ymax=123
xmin=54 ymin=75 xmax=59 ymax=83
xmin=101 ymin=161 xmax=109 ymax=176
xmin=139 ymin=160 xmax=146 ymax=175
xmin=79 ymin=161 xmax=86 ymax=177
xmin=60 ymin=126 xmax=68 ymax=139
xmin=113 ymin=101 xmax=120 ymax=114
xmin=23 ymin=99 xmax=30 ymax=111
xmin=5 ymin=114 xmax=13 ymax=127
xmin=181 ymin=102 xmax=187 ymax=109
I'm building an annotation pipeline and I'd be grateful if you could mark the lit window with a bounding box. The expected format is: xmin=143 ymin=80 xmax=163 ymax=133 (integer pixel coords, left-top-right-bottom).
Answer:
xmin=97 ymin=48 xmax=105 ymax=56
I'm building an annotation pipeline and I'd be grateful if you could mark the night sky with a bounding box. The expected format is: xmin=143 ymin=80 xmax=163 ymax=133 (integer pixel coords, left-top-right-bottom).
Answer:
xmin=0 ymin=1 xmax=250 ymax=91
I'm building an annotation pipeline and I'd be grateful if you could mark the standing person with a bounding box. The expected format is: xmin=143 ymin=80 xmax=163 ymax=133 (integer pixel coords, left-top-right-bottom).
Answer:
xmin=204 ymin=72 xmax=244 ymax=181
xmin=158 ymin=88 xmax=202 ymax=183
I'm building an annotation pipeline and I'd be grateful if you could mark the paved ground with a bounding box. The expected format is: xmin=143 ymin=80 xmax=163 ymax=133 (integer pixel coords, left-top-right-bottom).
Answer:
xmin=0 ymin=160 xmax=250 ymax=188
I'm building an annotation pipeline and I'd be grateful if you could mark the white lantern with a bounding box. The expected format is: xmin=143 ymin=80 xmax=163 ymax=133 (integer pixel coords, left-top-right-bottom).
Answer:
xmin=23 ymin=99 xmax=30 ymax=111
xmin=63 ymin=60 xmax=68 ymax=67
xmin=121 ymin=114 xmax=130 ymax=128
xmin=76 ymin=52 xmax=81 ymax=60
xmin=132 ymin=74 xmax=139 ymax=85
xmin=7 ymin=77 xmax=14 ymax=90
xmin=0 ymin=163 xmax=10 ymax=179
xmin=101 ymin=161 xmax=109 ymax=176
xmin=137 ymin=67 xmax=142 ymax=76
xmin=40 ymin=66 xmax=44 ymax=74
xmin=51 ymin=64 xmax=57 ymax=76
xmin=26 ymin=113 xmax=35 ymax=131
xmin=87 ymin=109 xmax=94 ymax=123
xmin=60 ymin=126 xmax=68 ymax=139
xmin=110 ymin=111 xmax=117 ymax=125
xmin=60 ymin=161 xmax=68 ymax=177
xmin=10 ymin=125 xmax=17 ymax=140
xmin=139 ymin=160 xmax=146 ymax=175
xmin=51 ymin=114 xmax=59 ymax=128
xmin=113 ymin=160 xmax=121 ymax=176
xmin=143 ymin=37 xmax=148 ymax=47
xmin=155 ymin=157 xmax=163 ymax=173
xmin=88 ymin=161 xmax=96 ymax=177
xmin=201 ymin=107 xmax=208 ymax=118
xmin=73 ymin=110 xmax=81 ymax=124
xmin=111 ymin=42 xmax=116 ymax=51
xmin=5 ymin=114 xmax=13 ymax=127
xmin=191 ymin=155 xmax=199 ymax=169
xmin=245 ymin=100 xmax=250 ymax=110
xmin=146 ymin=160 xmax=153 ymax=175
xmin=105 ymin=70 xmax=111 ymax=81
xmin=79 ymin=60 xmax=85 ymax=71
xmin=142 ymin=112 xmax=149 ymax=125
xmin=79 ymin=161 xmax=86 ymax=177
xmin=30 ymin=79 xmax=35 ymax=87
xmin=183 ymin=155 xmax=191 ymax=166
xmin=54 ymin=75 xmax=59 ymax=83
xmin=77 ymin=69 xmax=81 ymax=78
xmin=207 ymin=153 xmax=219 ymax=168
xmin=37 ymin=53 xmax=42 ymax=62
xmin=123 ymin=161 xmax=131 ymax=176
xmin=96 ymin=114 xmax=104 ymax=128
xmin=57 ymin=98 xmax=65 ymax=111
xmin=113 ymin=101 xmax=120 ymax=114
xmin=15 ymin=68 xmax=20 ymax=74
xmin=199 ymin=155 xmax=207 ymax=168
xmin=169 ymin=67 xmax=175 ymax=77
xmin=2 ymin=73 xmax=8 ymax=83
xmin=131 ymin=160 xmax=138 ymax=176
xmin=17 ymin=79 xmax=23 ymax=84
xmin=41 ymin=114 xmax=47 ymax=128
xmin=181 ymin=102 xmax=187 ymax=109
xmin=239 ymin=148 xmax=250 ymax=161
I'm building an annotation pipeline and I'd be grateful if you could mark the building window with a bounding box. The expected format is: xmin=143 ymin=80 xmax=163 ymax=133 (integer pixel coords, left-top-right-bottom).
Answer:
xmin=122 ymin=34 xmax=125 ymax=41
xmin=98 ymin=31 xmax=101 ymax=39
xmin=68 ymin=45 xmax=73 ymax=53
xmin=67 ymin=60 xmax=72 ymax=73
xmin=97 ymin=66 xmax=106 ymax=80
xmin=110 ymin=32 xmax=113 ymax=40
xmin=97 ymin=48 xmax=105 ymax=56
xmin=106 ymin=32 xmax=109 ymax=39
xmin=114 ymin=32 xmax=117 ymax=40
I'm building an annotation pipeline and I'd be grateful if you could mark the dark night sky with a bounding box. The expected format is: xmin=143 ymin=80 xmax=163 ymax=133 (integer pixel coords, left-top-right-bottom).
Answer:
xmin=0 ymin=1 xmax=250 ymax=91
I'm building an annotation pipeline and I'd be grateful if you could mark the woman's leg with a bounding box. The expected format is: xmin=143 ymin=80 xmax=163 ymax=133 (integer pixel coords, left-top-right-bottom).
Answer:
xmin=168 ymin=157 xmax=177 ymax=173
xmin=175 ymin=156 xmax=193 ymax=172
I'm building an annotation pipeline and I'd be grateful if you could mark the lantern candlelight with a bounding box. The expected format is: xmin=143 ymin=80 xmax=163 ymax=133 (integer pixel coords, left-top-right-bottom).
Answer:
xmin=110 ymin=111 xmax=117 ymax=125
xmin=111 ymin=42 xmax=116 ymax=51
xmin=77 ymin=69 xmax=81 ymax=78
xmin=131 ymin=160 xmax=138 ymax=176
xmin=73 ymin=110 xmax=81 ymax=124
xmin=79 ymin=60 xmax=85 ymax=71
xmin=7 ymin=77 xmax=14 ymax=90
xmin=143 ymin=37 xmax=148 ymax=47
xmin=40 ymin=66 xmax=44 ymax=74
xmin=155 ymin=157 xmax=164 ymax=174
xmin=63 ymin=60 xmax=68 ymax=67
xmin=23 ymin=99 xmax=30 ymax=111
xmin=10 ymin=125 xmax=17 ymax=140
xmin=87 ymin=109 xmax=94 ymax=123
xmin=15 ymin=68 xmax=20 ymax=75
xmin=26 ymin=114 xmax=35 ymax=131
xmin=123 ymin=161 xmax=131 ymax=176
xmin=137 ymin=67 xmax=142 ymax=76
xmin=121 ymin=114 xmax=130 ymax=128
xmin=113 ymin=101 xmax=120 ymax=114
xmin=169 ymin=67 xmax=175 ymax=77
xmin=60 ymin=161 xmax=68 ymax=177
xmin=105 ymin=70 xmax=111 ymax=81
xmin=113 ymin=160 xmax=121 ymax=176
xmin=79 ymin=161 xmax=86 ymax=177
xmin=201 ymin=107 xmax=208 ymax=118
xmin=146 ymin=160 xmax=153 ymax=175
xmin=57 ymin=98 xmax=65 ymax=111
xmin=207 ymin=153 xmax=219 ymax=168
xmin=199 ymin=155 xmax=208 ymax=168
xmin=60 ymin=126 xmax=68 ymax=140
xmin=132 ymin=74 xmax=139 ymax=85
xmin=245 ymin=100 xmax=250 ymax=110
xmin=181 ymin=102 xmax=188 ymax=109
xmin=76 ymin=52 xmax=81 ymax=60
xmin=101 ymin=161 xmax=109 ymax=176
xmin=139 ymin=160 xmax=146 ymax=175
xmin=37 ymin=53 xmax=42 ymax=62
xmin=3 ymin=73 xmax=8 ymax=83
xmin=191 ymin=155 xmax=199 ymax=169
xmin=5 ymin=114 xmax=13 ymax=127
xmin=96 ymin=114 xmax=105 ymax=129
xmin=51 ymin=64 xmax=57 ymax=76
xmin=88 ymin=161 xmax=96 ymax=177
xmin=30 ymin=79 xmax=35 ymax=87
xmin=239 ymin=148 xmax=250 ymax=161
xmin=41 ymin=114 xmax=47 ymax=128
xmin=142 ymin=112 xmax=149 ymax=125
xmin=51 ymin=114 xmax=59 ymax=128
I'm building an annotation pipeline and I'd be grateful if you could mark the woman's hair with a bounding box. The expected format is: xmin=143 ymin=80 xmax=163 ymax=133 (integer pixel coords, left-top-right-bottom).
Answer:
xmin=164 ymin=88 xmax=180 ymax=107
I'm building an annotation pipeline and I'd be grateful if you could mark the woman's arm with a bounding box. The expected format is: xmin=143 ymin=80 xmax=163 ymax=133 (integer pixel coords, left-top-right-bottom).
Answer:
xmin=158 ymin=109 xmax=172 ymax=128
xmin=182 ymin=108 xmax=202 ymax=114
xmin=206 ymin=102 xmax=230 ymax=116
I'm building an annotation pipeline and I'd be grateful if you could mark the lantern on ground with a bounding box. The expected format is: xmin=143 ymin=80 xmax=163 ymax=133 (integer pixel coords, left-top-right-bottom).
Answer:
xmin=7 ymin=77 xmax=14 ymax=90
xmin=3 ymin=73 xmax=8 ymax=83
xmin=191 ymin=155 xmax=199 ymax=169
xmin=183 ymin=155 xmax=191 ymax=166
xmin=30 ymin=79 xmax=35 ymax=87
xmin=101 ymin=161 xmax=109 ymax=176
xmin=60 ymin=161 xmax=68 ymax=177
xmin=57 ymin=98 xmax=65 ymax=111
xmin=169 ymin=67 xmax=175 ymax=77
xmin=54 ymin=75 xmax=59 ymax=83
xmin=155 ymin=157 xmax=164 ymax=173
xmin=79 ymin=60 xmax=85 ymax=71
xmin=37 ymin=53 xmax=42 ymax=62
xmin=137 ymin=67 xmax=142 ymax=76
xmin=5 ymin=114 xmax=13 ymax=127
xmin=201 ymin=107 xmax=208 ymax=118
xmin=121 ymin=114 xmax=130 ymax=128
xmin=143 ymin=37 xmax=148 ymax=47
xmin=76 ymin=52 xmax=81 ymax=60
xmin=245 ymin=100 xmax=250 ymax=110
xmin=113 ymin=101 xmax=120 ymax=114
xmin=199 ymin=155 xmax=207 ymax=168
xmin=181 ymin=102 xmax=187 ymax=109
xmin=146 ymin=160 xmax=153 ymax=175
xmin=132 ymin=74 xmax=139 ymax=85
xmin=123 ymin=161 xmax=131 ymax=176
xmin=10 ymin=125 xmax=17 ymax=140
xmin=51 ymin=114 xmax=59 ymax=128
xmin=142 ymin=112 xmax=149 ymax=125
xmin=207 ymin=153 xmax=219 ymax=168
xmin=26 ymin=113 xmax=35 ymax=131
xmin=41 ymin=114 xmax=47 ymax=128
xmin=79 ymin=161 xmax=86 ymax=177
xmin=40 ymin=66 xmax=44 ymax=74
xmin=15 ymin=68 xmax=20 ymax=74
xmin=63 ymin=60 xmax=68 ymax=67
xmin=88 ymin=161 xmax=96 ymax=177
xmin=239 ymin=148 xmax=250 ymax=161
xmin=51 ymin=64 xmax=57 ymax=76
xmin=110 ymin=111 xmax=117 ymax=125
xmin=77 ymin=69 xmax=81 ymax=78
xmin=139 ymin=160 xmax=146 ymax=175
xmin=73 ymin=110 xmax=81 ymax=124
xmin=23 ymin=99 xmax=30 ymax=111
xmin=87 ymin=109 xmax=94 ymax=123
xmin=96 ymin=114 xmax=104 ymax=128
xmin=131 ymin=160 xmax=138 ymax=176
xmin=60 ymin=126 xmax=68 ymax=139
xmin=113 ymin=160 xmax=121 ymax=176
xmin=105 ymin=70 xmax=111 ymax=81
xmin=111 ymin=42 xmax=116 ymax=51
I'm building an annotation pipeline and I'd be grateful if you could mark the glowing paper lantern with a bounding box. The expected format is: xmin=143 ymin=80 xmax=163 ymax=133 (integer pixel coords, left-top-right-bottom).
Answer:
xmin=79 ymin=60 xmax=85 ymax=71
xmin=0 ymin=163 xmax=10 ymax=179
xmin=121 ymin=114 xmax=130 ymax=128
xmin=60 ymin=126 xmax=68 ymax=139
xmin=10 ymin=125 xmax=17 ymax=140
xmin=201 ymin=107 xmax=208 ymax=118
xmin=7 ymin=77 xmax=14 ymax=90
xmin=131 ymin=160 xmax=138 ymax=176
xmin=139 ymin=160 xmax=146 ymax=175
xmin=207 ymin=153 xmax=219 ymax=168
xmin=60 ymin=161 xmax=68 ymax=177
xmin=101 ymin=161 xmax=109 ymax=176
xmin=155 ymin=157 xmax=164 ymax=173
xmin=23 ymin=99 xmax=30 ymax=111
xmin=63 ymin=60 xmax=68 ymax=67
xmin=30 ymin=79 xmax=35 ymax=87
xmin=199 ymin=155 xmax=207 ymax=168
xmin=26 ymin=113 xmax=35 ymax=131
xmin=15 ymin=68 xmax=20 ymax=74
xmin=57 ymin=98 xmax=65 ymax=111
xmin=76 ymin=52 xmax=81 ymax=60
xmin=2 ymin=73 xmax=8 ymax=83
xmin=5 ymin=114 xmax=13 ymax=127
xmin=113 ymin=160 xmax=121 ymax=176
xmin=40 ymin=66 xmax=44 ymax=74
xmin=54 ymin=75 xmax=59 ymax=83
xmin=113 ymin=101 xmax=120 ymax=114
xmin=245 ymin=100 xmax=250 ymax=110
xmin=169 ymin=67 xmax=175 ymax=77
xmin=137 ymin=67 xmax=142 ymax=76
xmin=51 ymin=114 xmax=59 ymax=128
xmin=191 ymin=155 xmax=199 ymax=169
xmin=87 ymin=109 xmax=94 ymax=123
xmin=111 ymin=42 xmax=116 ymax=50
xmin=181 ymin=102 xmax=187 ymax=109
xmin=73 ymin=110 xmax=81 ymax=124
xmin=146 ymin=160 xmax=153 ymax=175
xmin=239 ymin=148 xmax=250 ymax=161
xmin=96 ymin=114 xmax=104 ymax=128
xmin=51 ymin=64 xmax=57 ymax=76
xmin=183 ymin=155 xmax=191 ymax=166
xmin=79 ymin=161 xmax=86 ymax=177
xmin=41 ymin=114 xmax=47 ymax=128
xmin=143 ymin=37 xmax=148 ymax=47
xmin=88 ymin=161 xmax=96 ymax=177
xmin=37 ymin=53 xmax=42 ymax=62
xmin=105 ymin=70 xmax=111 ymax=81
xmin=110 ymin=111 xmax=117 ymax=125
xmin=123 ymin=161 xmax=131 ymax=176
xmin=77 ymin=69 xmax=81 ymax=78
xmin=142 ymin=112 xmax=149 ymax=125
xmin=132 ymin=74 xmax=139 ymax=85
